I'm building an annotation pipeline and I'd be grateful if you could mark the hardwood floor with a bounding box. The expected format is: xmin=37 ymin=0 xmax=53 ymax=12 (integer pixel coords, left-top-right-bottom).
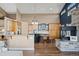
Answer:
xmin=35 ymin=43 xmax=60 ymax=56
xmin=23 ymin=43 xmax=79 ymax=56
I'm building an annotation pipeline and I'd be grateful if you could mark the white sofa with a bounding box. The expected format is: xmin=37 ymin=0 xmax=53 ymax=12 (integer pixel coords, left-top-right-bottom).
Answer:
xmin=55 ymin=39 xmax=79 ymax=51
xmin=0 ymin=51 xmax=23 ymax=56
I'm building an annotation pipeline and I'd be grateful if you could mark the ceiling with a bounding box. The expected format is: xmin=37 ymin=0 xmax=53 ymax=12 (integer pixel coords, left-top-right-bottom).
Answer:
xmin=0 ymin=3 xmax=65 ymax=14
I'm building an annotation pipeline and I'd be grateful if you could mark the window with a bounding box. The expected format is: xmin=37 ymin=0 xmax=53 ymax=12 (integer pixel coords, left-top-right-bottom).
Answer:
xmin=38 ymin=23 xmax=49 ymax=31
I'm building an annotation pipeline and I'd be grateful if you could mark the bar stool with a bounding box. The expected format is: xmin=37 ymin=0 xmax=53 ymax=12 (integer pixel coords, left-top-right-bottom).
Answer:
xmin=49 ymin=36 xmax=54 ymax=44
xmin=43 ymin=36 xmax=48 ymax=49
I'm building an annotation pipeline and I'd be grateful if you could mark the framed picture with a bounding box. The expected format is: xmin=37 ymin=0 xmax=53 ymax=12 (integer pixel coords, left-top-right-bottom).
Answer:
xmin=38 ymin=23 xmax=49 ymax=31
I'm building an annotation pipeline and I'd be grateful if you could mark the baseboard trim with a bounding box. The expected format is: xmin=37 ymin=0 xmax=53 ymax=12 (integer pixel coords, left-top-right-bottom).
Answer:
xmin=8 ymin=48 xmax=34 ymax=51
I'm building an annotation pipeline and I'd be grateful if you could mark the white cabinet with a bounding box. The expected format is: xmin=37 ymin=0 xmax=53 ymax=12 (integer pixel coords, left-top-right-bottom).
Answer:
xmin=27 ymin=34 xmax=34 ymax=49
xmin=22 ymin=22 xmax=28 ymax=36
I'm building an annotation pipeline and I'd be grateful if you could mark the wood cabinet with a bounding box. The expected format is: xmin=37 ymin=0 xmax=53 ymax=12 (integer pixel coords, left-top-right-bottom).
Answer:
xmin=49 ymin=23 xmax=60 ymax=39
xmin=10 ymin=21 xmax=17 ymax=32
